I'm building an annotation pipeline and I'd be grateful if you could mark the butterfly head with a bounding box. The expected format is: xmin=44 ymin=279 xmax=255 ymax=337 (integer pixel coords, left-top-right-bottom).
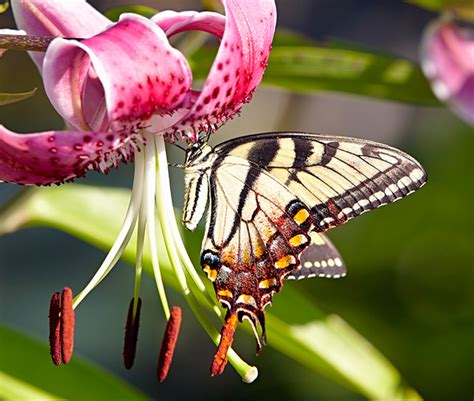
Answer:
xmin=184 ymin=137 xmax=213 ymax=168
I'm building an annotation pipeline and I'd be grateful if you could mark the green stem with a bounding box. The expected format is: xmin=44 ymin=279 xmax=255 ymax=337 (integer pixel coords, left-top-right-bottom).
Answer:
xmin=154 ymin=135 xmax=258 ymax=382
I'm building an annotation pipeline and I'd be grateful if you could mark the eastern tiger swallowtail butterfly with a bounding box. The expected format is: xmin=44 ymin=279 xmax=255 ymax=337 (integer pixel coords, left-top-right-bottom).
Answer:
xmin=181 ymin=132 xmax=427 ymax=356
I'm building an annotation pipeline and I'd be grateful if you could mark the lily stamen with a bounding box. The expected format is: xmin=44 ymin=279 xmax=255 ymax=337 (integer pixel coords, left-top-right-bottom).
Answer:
xmin=211 ymin=313 xmax=239 ymax=377
xmin=123 ymin=297 xmax=142 ymax=370
xmin=157 ymin=306 xmax=182 ymax=383
xmin=60 ymin=287 xmax=75 ymax=364
xmin=48 ymin=291 xmax=61 ymax=366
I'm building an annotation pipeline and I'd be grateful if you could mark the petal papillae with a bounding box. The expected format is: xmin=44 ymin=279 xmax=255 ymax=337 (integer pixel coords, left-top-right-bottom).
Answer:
xmin=0 ymin=125 xmax=133 ymax=185
xmin=422 ymin=20 xmax=474 ymax=125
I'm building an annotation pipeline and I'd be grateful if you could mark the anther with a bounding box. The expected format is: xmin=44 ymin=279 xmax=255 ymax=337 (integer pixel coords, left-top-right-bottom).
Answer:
xmin=123 ymin=297 xmax=142 ymax=369
xmin=48 ymin=292 xmax=61 ymax=366
xmin=157 ymin=306 xmax=182 ymax=383
xmin=60 ymin=287 xmax=75 ymax=364
xmin=211 ymin=312 xmax=238 ymax=377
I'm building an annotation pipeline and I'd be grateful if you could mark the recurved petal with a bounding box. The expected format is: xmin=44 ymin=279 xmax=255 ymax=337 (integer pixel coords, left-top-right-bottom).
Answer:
xmin=0 ymin=125 xmax=134 ymax=185
xmin=43 ymin=14 xmax=192 ymax=134
xmin=11 ymin=0 xmax=110 ymax=69
xmin=421 ymin=20 xmax=474 ymax=125
xmin=156 ymin=0 xmax=277 ymax=141
xmin=153 ymin=10 xmax=225 ymax=38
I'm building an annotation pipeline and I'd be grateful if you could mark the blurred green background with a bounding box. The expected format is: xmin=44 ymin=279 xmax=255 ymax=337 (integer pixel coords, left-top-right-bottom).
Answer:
xmin=0 ymin=1 xmax=473 ymax=400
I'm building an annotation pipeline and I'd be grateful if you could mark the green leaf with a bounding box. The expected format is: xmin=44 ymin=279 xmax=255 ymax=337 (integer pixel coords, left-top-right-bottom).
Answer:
xmin=0 ymin=325 xmax=151 ymax=401
xmin=104 ymin=5 xmax=158 ymax=21
xmin=0 ymin=88 xmax=37 ymax=106
xmin=189 ymin=31 xmax=438 ymax=105
xmin=0 ymin=185 xmax=421 ymax=399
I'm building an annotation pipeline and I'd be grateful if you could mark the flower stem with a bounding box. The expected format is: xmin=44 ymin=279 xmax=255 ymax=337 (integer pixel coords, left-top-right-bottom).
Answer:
xmin=72 ymin=146 xmax=145 ymax=309
xmin=154 ymin=135 xmax=257 ymax=381
xmin=0 ymin=33 xmax=52 ymax=52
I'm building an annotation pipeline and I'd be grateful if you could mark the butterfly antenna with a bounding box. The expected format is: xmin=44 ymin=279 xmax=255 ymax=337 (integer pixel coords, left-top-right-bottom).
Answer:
xmin=168 ymin=163 xmax=184 ymax=169
xmin=169 ymin=142 xmax=187 ymax=152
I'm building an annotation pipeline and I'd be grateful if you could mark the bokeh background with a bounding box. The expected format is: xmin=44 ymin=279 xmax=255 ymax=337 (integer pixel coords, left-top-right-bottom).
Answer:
xmin=1 ymin=1 xmax=473 ymax=400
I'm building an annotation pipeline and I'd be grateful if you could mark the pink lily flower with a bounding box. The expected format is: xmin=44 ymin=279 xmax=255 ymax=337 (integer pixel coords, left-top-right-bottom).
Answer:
xmin=421 ymin=18 xmax=474 ymax=126
xmin=1 ymin=0 xmax=276 ymax=382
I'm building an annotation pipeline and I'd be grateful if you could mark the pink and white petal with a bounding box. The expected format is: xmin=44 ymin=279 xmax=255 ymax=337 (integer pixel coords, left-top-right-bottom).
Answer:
xmin=44 ymin=14 xmax=192 ymax=135
xmin=451 ymin=75 xmax=474 ymax=125
xmin=422 ymin=20 xmax=474 ymax=125
xmin=162 ymin=0 xmax=277 ymax=141
xmin=153 ymin=10 xmax=225 ymax=38
xmin=0 ymin=125 xmax=133 ymax=185
xmin=42 ymin=42 xmax=94 ymax=131
xmin=11 ymin=0 xmax=110 ymax=69
xmin=0 ymin=29 xmax=25 ymax=57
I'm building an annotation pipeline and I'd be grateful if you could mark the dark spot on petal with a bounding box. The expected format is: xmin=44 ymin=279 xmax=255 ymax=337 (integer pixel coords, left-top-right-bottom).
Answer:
xmin=73 ymin=144 xmax=83 ymax=151
xmin=224 ymin=74 xmax=229 ymax=83
xmin=83 ymin=135 xmax=92 ymax=143
xmin=49 ymin=147 xmax=57 ymax=154
xmin=212 ymin=87 xmax=220 ymax=99
xmin=203 ymin=96 xmax=211 ymax=104
xmin=96 ymin=141 xmax=104 ymax=148
xmin=48 ymin=136 xmax=55 ymax=142
xmin=217 ymin=62 xmax=223 ymax=70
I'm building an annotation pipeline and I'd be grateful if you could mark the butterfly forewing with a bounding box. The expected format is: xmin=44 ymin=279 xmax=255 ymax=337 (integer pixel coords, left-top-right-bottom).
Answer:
xmin=216 ymin=133 xmax=427 ymax=232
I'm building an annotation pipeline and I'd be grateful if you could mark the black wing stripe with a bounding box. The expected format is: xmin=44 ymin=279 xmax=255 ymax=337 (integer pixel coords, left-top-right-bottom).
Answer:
xmin=320 ymin=141 xmax=339 ymax=166
xmin=222 ymin=141 xmax=280 ymax=246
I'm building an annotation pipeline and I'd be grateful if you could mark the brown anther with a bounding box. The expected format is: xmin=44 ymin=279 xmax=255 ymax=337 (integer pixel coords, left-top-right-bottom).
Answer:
xmin=48 ymin=292 xmax=61 ymax=366
xmin=60 ymin=287 xmax=75 ymax=364
xmin=210 ymin=312 xmax=238 ymax=377
xmin=123 ymin=297 xmax=142 ymax=369
xmin=157 ymin=306 xmax=182 ymax=383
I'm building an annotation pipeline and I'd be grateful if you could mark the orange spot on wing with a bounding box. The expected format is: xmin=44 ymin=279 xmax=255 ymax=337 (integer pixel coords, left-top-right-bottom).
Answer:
xmin=294 ymin=209 xmax=309 ymax=225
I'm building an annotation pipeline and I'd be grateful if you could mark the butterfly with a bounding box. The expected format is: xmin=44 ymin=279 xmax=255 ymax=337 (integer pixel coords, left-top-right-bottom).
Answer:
xmin=181 ymin=131 xmax=427 ymax=368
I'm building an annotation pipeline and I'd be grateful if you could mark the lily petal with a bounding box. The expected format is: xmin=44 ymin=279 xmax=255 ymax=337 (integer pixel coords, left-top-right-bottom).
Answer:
xmin=11 ymin=0 xmax=110 ymax=69
xmin=421 ymin=19 xmax=474 ymax=125
xmin=154 ymin=0 xmax=277 ymax=141
xmin=43 ymin=14 xmax=192 ymax=135
xmin=0 ymin=125 xmax=134 ymax=185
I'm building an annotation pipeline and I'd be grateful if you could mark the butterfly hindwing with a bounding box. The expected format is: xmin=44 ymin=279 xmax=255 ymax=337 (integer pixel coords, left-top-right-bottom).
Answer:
xmin=286 ymin=232 xmax=347 ymax=280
